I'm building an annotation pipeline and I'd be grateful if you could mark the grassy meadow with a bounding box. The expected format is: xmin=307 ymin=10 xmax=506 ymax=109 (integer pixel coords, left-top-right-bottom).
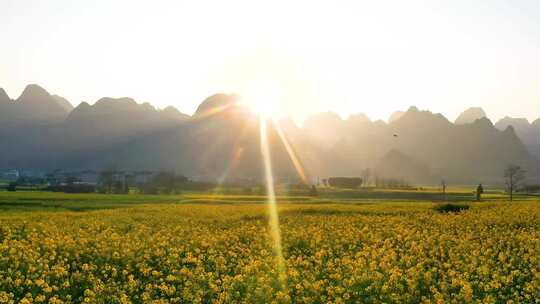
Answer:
xmin=0 ymin=189 xmax=539 ymax=303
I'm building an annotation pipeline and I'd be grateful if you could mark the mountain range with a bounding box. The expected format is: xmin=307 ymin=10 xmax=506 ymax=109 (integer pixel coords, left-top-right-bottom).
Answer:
xmin=0 ymin=84 xmax=538 ymax=184
xmin=452 ymin=106 xmax=540 ymax=158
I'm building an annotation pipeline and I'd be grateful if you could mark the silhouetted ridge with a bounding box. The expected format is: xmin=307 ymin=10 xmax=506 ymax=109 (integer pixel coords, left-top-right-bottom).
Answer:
xmin=0 ymin=85 xmax=538 ymax=182
xmin=407 ymin=106 xmax=419 ymax=113
xmin=392 ymin=106 xmax=450 ymax=127
xmin=0 ymin=88 xmax=11 ymax=103
xmin=347 ymin=113 xmax=371 ymax=124
xmin=162 ymin=106 xmax=179 ymax=114
xmin=67 ymin=97 xmax=187 ymax=125
xmin=94 ymin=97 xmax=138 ymax=108
xmin=388 ymin=111 xmax=405 ymax=123
xmin=0 ymin=84 xmax=71 ymax=124
xmin=495 ymin=116 xmax=530 ymax=131
xmin=455 ymin=107 xmax=486 ymax=125
xmin=472 ymin=117 xmax=494 ymax=128
xmin=161 ymin=106 xmax=191 ymax=121
xmin=17 ymin=84 xmax=52 ymax=103
xmin=194 ymin=93 xmax=241 ymax=116
xmin=52 ymin=95 xmax=73 ymax=112
xmin=503 ymin=125 xmax=515 ymax=134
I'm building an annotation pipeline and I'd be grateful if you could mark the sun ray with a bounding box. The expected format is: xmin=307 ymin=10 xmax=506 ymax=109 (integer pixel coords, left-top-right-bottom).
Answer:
xmin=210 ymin=119 xmax=252 ymax=197
xmin=216 ymin=146 xmax=245 ymax=186
xmin=239 ymin=78 xmax=283 ymax=117
xmin=272 ymin=120 xmax=309 ymax=184
xmin=259 ymin=114 xmax=288 ymax=291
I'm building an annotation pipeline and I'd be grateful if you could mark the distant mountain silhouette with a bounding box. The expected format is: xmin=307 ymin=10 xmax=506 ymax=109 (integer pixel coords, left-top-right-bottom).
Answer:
xmin=495 ymin=116 xmax=540 ymax=157
xmin=348 ymin=113 xmax=371 ymax=124
xmin=52 ymin=95 xmax=74 ymax=112
xmin=161 ymin=106 xmax=190 ymax=121
xmin=0 ymin=87 xmax=190 ymax=171
xmin=194 ymin=93 xmax=240 ymax=116
xmin=0 ymin=88 xmax=11 ymax=104
xmin=62 ymin=97 xmax=190 ymax=152
xmin=0 ymin=84 xmax=71 ymax=125
xmin=388 ymin=111 xmax=405 ymax=123
xmin=0 ymin=84 xmax=537 ymax=184
xmin=314 ymin=107 xmax=533 ymax=183
xmin=455 ymin=107 xmax=487 ymax=125
xmin=495 ymin=117 xmax=531 ymax=133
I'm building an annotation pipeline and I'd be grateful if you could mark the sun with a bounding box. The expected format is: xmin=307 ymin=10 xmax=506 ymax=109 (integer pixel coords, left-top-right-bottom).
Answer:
xmin=239 ymin=79 xmax=284 ymax=117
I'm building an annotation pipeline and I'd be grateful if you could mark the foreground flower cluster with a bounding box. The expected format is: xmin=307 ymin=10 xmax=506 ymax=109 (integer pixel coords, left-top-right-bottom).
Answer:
xmin=0 ymin=202 xmax=539 ymax=303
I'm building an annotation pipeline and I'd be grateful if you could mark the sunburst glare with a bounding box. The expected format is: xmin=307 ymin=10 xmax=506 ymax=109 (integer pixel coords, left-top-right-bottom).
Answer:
xmin=259 ymin=114 xmax=288 ymax=291
xmin=274 ymin=121 xmax=308 ymax=184
xmin=240 ymin=78 xmax=283 ymax=117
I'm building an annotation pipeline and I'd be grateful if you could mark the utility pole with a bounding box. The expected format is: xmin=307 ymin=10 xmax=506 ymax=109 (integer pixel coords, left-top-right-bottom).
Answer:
xmin=441 ymin=179 xmax=447 ymax=202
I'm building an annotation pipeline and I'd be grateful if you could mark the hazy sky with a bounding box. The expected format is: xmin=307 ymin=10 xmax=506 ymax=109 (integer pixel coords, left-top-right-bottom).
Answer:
xmin=2 ymin=0 xmax=540 ymax=122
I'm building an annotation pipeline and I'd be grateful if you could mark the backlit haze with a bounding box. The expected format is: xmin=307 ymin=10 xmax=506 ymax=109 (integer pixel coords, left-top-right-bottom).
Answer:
xmin=2 ymin=0 xmax=540 ymax=122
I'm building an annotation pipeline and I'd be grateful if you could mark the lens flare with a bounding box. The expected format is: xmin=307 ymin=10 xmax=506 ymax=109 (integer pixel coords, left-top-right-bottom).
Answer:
xmin=259 ymin=114 xmax=288 ymax=291
xmin=217 ymin=146 xmax=245 ymax=185
xmin=274 ymin=121 xmax=308 ymax=184
xmin=240 ymin=78 xmax=283 ymax=117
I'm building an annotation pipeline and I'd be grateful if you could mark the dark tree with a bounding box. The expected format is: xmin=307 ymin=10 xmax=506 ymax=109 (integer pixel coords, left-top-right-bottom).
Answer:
xmin=6 ymin=182 xmax=17 ymax=192
xmin=152 ymin=172 xmax=177 ymax=194
xmin=328 ymin=177 xmax=363 ymax=189
xmin=476 ymin=184 xmax=484 ymax=201
xmin=113 ymin=181 xmax=128 ymax=194
xmin=98 ymin=170 xmax=115 ymax=193
xmin=140 ymin=183 xmax=159 ymax=195
xmin=504 ymin=165 xmax=526 ymax=202
xmin=144 ymin=172 xmax=189 ymax=194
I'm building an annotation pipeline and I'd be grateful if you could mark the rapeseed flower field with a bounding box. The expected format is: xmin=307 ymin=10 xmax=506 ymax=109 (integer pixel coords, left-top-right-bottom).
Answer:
xmin=0 ymin=201 xmax=539 ymax=303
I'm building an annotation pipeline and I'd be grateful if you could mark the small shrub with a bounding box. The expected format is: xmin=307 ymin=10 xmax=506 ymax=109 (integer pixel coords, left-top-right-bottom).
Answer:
xmin=309 ymin=185 xmax=318 ymax=196
xmin=433 ymin=203 xmax=470 ymax=213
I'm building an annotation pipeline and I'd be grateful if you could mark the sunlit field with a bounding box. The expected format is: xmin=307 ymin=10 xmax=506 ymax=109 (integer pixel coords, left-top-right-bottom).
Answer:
xmin=1 ymin=191 xmax=539 ymax=303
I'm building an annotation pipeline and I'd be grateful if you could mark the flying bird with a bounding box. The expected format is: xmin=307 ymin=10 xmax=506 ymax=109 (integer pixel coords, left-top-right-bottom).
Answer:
xmin=393 ymin=134 xmax=399 ymax=137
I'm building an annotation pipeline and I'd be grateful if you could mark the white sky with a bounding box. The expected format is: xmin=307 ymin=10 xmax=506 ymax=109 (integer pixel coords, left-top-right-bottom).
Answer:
xmin=2 ymin=0 xmax=540 ymax=122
